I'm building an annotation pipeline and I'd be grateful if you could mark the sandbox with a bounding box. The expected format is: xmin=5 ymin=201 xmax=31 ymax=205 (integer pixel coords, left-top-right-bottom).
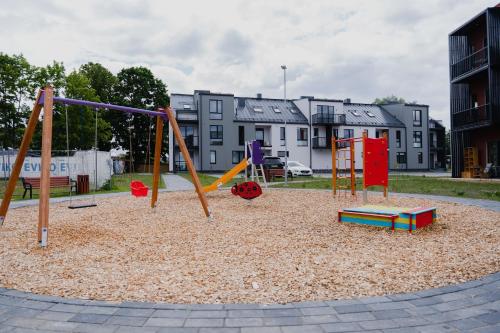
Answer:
xmin=0 ymin=189 xmax=499 ymax=304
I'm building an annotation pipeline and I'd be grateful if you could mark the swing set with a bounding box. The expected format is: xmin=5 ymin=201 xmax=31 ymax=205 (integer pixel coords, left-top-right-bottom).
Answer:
xmin=0 ymin=86 xmax=211 ymax=247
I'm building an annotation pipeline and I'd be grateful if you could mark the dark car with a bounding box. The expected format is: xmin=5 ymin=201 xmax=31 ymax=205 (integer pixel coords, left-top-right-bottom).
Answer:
xmin=262 ymin=156 xmax=284 ymax=169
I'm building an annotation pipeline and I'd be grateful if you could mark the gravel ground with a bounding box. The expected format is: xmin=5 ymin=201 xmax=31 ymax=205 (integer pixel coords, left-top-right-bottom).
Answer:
xmin=0 ymin=190 xmax=498 ymax=304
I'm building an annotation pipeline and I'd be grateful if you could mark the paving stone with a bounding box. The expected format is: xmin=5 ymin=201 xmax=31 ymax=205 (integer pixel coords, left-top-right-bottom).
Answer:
xmin=409 ymin=297 xmax=442 ymax=307
xmin=438 ymin=292 xmax=468 ymax=302
xmin=476 ymin=312 xmax=500 ymax=324
xmin=382 ymin=328 xmax=419 ymax=333
xmin=359 ymin=296 xmax=392 ymax=304
xmin=0 ymin=297 xmax=23 ymax=307
xmin=4 ymin=318 xmax=45 ymax=329
xmin=415 ymin=323 xmax=458 ymax=333
xmin=49 ymin=304 xmax=86 ymax=313
xmin=17 ymin=300 xmax=54 ymax=310
xmin=144 ymin=318 xmax=185 ymax=327
xmin=36 ymin=311 xmax=75 ymax=321
xmin=184 ymin=318 xmax=224 ymax=327
xmin=300 ymin=307 xmax=336 ymax=316
xmin=337 ymin=312 xmax=376 ymax=322
xmin=224 ymin=317 xmax=263 ymax=327
xmin=372 ymin=309 xmax=411 ymax=319
xmin=156 ymin=328 xmax=198 ymax=333
xmin=359 ymin=319 xmax=399 ymax=330
xmin=290 ymin=301 xmax=327 ymax=308
xmin=301 ymin=315 xmax=339 ymax=325
xmin=114 ymin=308 xmax=155 ymax=317
xmin=224 ymin=304 xmax=261 ymax=310
xmin=38 ymin=320 xmax=80 ymax=331
xmin=262 ymin=316 xmax=303 ymax=326
xmin=241 ymin=327 xmax=281 ymax=333
xmin=68 ymin=313 xmax=111 ymax=324
xmin=106 ymin=315 xmax=148 ymax=326
xmin=387 ymin=293 xmax=420 ymax=301
xmin=73 ymin=323 xmax=119 ymax=333
xmin=332 ymin=304 xmax=370 ymax=314
xmin=4 ymin=308 xmax=41 ymax=318
xmin=325 ymin=299 xmax=362 ymax=307
xmin=1 ymin=291 xmax=29 ymax=299
xmin=472 ymin=324 xmax=500 ymax=333
xmin=80 ymin=306 xmax=119 ymax=315
xmin=280 ymin=325 xmax=324 ymax=333
xmin=152 ymin=310 xmax=190 ymax=318
xmin=199 ymin=328 xmax=239 ymax=333
xmin=321 ymin=322 xmax=362 ymax=332
xmin=368 ymin=301 xmax=413 ymax=311
xmin=189 ymin=310 xmax=226 ymax=318
xmin=188 ymin=304 xmax=225 ymax=310
xmin=262 ymin=309 xmax=301 ymax=317
xmin=115 ymin=326 xmax=158 ymax=333
xmin=392 ymin=317 xmax=430 ymax=327
xmin=227 ymin=310 xmax=264 ymax=318
xmin=449 ymin=318 xmax=488 ymax=330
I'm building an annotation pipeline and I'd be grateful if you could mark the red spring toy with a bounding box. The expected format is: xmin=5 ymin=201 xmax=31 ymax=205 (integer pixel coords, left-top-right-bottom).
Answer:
xmin=231 ymin=181 xmax=262 ymax=200
xmin=130 ymin=180 xmax=149 ymax=197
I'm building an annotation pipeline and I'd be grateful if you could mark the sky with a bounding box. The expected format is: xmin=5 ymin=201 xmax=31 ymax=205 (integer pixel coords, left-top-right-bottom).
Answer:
xmin=0 ymin=0 xmax=496 ymax=127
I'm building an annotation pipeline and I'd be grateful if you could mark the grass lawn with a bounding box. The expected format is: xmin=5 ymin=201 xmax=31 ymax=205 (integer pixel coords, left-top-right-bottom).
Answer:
xmin=0 ymin=173 xmax=165 ymax=201
xmin=270 ymin=175 xmax=500 ymax=201
xmin=178 ymin=172 xmax=220 ymax=187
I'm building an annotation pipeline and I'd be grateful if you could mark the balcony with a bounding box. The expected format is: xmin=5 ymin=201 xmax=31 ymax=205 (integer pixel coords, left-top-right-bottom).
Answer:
xmin=175 ymin=135 xmax=199 ymax=149
xmin=312 ymin=137 xmax=331 ymax=149
xmin=176 ymin=110 xmax=198 ymax=122
xmin=453 ymin=104 xmax=491 ymax=130
xmin=312 ymin=113 xmax=346 ymax=125
xmin=450 ymin=46 xmax=488 ymax=81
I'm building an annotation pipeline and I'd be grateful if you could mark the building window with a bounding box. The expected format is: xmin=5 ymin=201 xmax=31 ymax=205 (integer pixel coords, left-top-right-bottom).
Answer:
xmin=209 ymin=100 xmax=222 ymax=120
xmin=210 ymin=125 xmax=223 ymax=145
xmin=418 ymin=152 xmax=423 ymax=164
xmin=253 ymin=106 xmax=263 ymax=112
xmin=297 ymin=128 xmax=308 ymax=146
xmin=317 ymin=105 xmax=334 ymax=114
xmin=232 ymin=151 xmax=244 ymax=164
xmin=397 ymin=152 xmax=407 ymax=164
xmin=313 ymin=127 xmax=319 ymax=137
xmin=365 ymin=110 xmax=375 ymax=117
xmin=280 ymin=127 xmax=286 ymax=146
xmin=413 ymin=110 xmax=422 ymax=127
xmin=277 ymin=151 xmax=287 ymax=157
xmin=413 ymin=131 xmax=422 ymax=148
xmin=333 ymin=128 xmax=339 ymax=139
xmin=396 ymin=130 xmax=401 ymax=148
xmin=349 ymin=110 xmax=361 ymax=117
xmin=288 ymin=107 xmax=298 ymax=114
xmin=210 ymin=151 xmax=216 ymax=164
xmin=183 ymin=104 xmax=191 ymax=109
xmin=344 ymin=129 xmax=354 ymax=138
xmin=238 ymin=126 xmax=245 ymax=146
xmin=272 ymin=106 xmax=281 ymax=113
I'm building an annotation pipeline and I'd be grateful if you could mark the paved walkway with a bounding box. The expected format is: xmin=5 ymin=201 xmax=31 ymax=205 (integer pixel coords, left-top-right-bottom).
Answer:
xmin=1 ymin=181 xmax=499 ymax=332
xmin=162 ymin=174 xmax=194 ymax=191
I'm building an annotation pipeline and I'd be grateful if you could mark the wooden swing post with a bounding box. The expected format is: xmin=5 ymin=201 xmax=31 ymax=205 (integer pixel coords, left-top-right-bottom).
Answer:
xmin=0 ymin=90 xmax=44 ymax=225
xmin=151 ymin=114 xmax=163 ymax=208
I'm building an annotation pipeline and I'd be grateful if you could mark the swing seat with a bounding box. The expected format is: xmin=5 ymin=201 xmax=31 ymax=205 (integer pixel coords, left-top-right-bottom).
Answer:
xmin=130 ymin=180 xmax=149 ymax=197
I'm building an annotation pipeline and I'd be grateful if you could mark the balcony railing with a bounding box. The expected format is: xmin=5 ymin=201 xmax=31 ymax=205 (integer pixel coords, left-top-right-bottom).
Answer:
xmin=450 ymin=46 xmax=488 ymax=80
xmin=176 ymin=110 xmax=198 ymax=122
xmin=175 ymin=135 xmax=199 ymax=149
xmin=453 ymin=104 xmax=491 ymax=130
xmin=311 ymin=113 xmax=346 ymax=125
xmin=312 ymin=137 xmax=331 ymax=149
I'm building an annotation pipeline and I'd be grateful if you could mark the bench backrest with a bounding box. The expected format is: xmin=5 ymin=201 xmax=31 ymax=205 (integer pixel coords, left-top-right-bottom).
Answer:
xmin=23 ymin=176 xmax=70 ymax=188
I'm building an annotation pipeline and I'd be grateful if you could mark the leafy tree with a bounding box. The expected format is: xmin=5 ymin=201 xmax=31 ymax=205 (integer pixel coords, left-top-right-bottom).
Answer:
xmin=373 ymin=95 xmax=407 ymax=105
xmin=0 ymin=53 xmax=37 ymax=148
xmin=113 ymin=67 xmax=169 ymax=166
xmin=33 ymin=61 xmax=66 ymax=95
xmin=79 ymin=62 xmax=117 ymax=103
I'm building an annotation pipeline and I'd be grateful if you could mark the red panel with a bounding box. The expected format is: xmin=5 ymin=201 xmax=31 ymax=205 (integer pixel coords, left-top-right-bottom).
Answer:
xmin=364 ymin=137 xmax=388 ymax=187
xmin=416 ymin=210 xmax=434 ymax=229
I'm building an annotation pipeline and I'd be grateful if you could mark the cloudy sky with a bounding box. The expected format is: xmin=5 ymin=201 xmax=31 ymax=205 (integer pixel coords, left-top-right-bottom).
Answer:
xmin=1 ymin=0 xmax=495 ymax=127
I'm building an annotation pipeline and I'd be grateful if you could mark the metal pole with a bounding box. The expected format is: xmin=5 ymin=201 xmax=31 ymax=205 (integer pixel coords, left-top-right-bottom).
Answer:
xmin=281 ymin=65 xmax=288 ymax=186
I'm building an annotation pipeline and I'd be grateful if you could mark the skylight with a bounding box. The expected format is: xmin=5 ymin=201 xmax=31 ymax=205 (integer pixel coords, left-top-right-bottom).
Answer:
xmin=253 ymin=106 xmax=263 ymax=112
xmin=272 ymin=106 xmax=281 ymax=113
xmin=350 ymin=110 xmax=361 ymax=117
xmin=365 ymin=110 xmax=376 ymax=117
xmin=288 ymin=107 xmax=298 ymax=114
xmin=183 ymin=104 xmax=191 ymax=109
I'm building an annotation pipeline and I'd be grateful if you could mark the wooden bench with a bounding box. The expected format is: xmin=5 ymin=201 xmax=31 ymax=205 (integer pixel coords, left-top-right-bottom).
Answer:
xmin=264 ymin=168 xmax=285 ymax=182
xmin=21 ymin=176 xmax=76 ymax=199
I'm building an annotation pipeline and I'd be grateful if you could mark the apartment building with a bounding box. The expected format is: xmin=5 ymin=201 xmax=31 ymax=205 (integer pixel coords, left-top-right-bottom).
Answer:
xmin=169 ymin=91 xmax=434 ymax=172
xmin=449 ymin=4 xmax=500 ymax=178
xmin=429 ymin=118 xmax=446 ymax=169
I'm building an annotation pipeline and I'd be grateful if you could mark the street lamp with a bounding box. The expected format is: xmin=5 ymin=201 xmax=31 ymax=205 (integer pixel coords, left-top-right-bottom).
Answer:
xmin=281 ymin=65 xmax=288 ymax=186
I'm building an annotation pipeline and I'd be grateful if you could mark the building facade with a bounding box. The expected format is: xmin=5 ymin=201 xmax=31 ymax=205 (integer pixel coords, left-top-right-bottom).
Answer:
xmin=429 ymin=118 xmax=446 ymax=169
xmin=169 ymin=91 xmax=436 ymax=173
xmin=449 ymin=4 xmax=500 ymax=178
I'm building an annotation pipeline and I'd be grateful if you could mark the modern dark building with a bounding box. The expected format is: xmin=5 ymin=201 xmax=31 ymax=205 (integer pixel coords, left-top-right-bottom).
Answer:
xmin=449 ymin=4 xmax=500 ymax=177
xmin=429 ymin=118 xmax=446 ymax=169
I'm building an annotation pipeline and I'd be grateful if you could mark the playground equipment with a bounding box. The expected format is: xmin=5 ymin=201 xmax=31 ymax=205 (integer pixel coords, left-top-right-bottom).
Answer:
xmin=203 ymin=140 xmax=267 ymax=195
xmin=331 ymin=130 xmax=388 ymax=202
xmin=231 ymin=181 xmax=262 ymax=200
xmin=0 ymin=86 xmax=211 ymax=247
xmin=338 ymin=205 xmax=437 ymax=232
xmin=130 ymin=180 xmax=149 ymax=197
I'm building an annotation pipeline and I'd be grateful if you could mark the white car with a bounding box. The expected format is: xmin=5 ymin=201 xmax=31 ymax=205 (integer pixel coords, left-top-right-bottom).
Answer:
xmin=286 ymin=161 xmax=313 ymax=177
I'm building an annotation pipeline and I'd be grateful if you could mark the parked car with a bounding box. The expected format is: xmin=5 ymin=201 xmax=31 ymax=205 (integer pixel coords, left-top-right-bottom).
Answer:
xmin=262 ymin=156 xmax=284 ymax=169
xmin=286 ymin=161 xmax=313 ymax=177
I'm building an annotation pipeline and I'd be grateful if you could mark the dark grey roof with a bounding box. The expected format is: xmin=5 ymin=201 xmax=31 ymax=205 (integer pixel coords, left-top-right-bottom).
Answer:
xmin=344 ymin=103 xmax=405 ymax=127
xmin=234 ymin=97 xmax=308 ymax=124
xmin=171 ymin=94 xmax=195 ymax=110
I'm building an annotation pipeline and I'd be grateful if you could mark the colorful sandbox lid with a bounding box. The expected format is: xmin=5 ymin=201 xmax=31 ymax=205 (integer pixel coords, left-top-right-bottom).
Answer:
xmin=343 ymin=205 xmax=435 ymax=215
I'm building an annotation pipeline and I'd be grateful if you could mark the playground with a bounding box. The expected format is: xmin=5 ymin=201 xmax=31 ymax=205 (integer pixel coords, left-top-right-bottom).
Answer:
xmin=0 ymin=190 xmax=499 ymax=304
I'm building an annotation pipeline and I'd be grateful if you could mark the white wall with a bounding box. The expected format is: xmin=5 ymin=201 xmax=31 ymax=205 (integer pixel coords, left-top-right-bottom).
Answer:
xmin=269 ymin=124 xmax=310 ymax=166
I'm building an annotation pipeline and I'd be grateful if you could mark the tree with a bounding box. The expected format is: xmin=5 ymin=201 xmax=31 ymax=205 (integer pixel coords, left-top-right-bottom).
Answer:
xmin=0 ymin=53 xmax=37 ymax=149
xmin=373 ymin=95 xmax=407 ymax=105
xmin=113 ymin=67 xmax=169 ymax=166
xmin=79 ymin=62 xmax=117 ymax=104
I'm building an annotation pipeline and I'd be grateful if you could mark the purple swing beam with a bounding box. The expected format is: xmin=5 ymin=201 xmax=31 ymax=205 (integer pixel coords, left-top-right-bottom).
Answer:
xmin=37 ymin=92 xmax=167 ymax=119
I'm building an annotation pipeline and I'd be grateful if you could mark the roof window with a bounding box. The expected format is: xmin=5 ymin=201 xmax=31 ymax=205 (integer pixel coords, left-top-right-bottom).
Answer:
xmin=253 ymin=106 xmax=263 ymax=113
xmin=272 ymin=106 xmax=281 ymax=113
xmin=365 ymin=110 xmax=375 ymax=117
xmin=349 ymin=110 xmax=361 ymax=117
xmin=183 ymin=104 xmax=191 ymax=109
